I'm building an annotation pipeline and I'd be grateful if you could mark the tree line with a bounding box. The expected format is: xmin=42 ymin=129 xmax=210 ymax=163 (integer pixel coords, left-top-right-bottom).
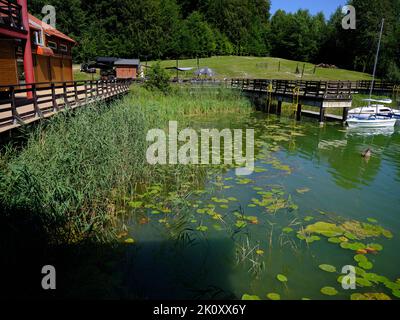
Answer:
xmin=28 ymin=0 xmax=400 ymax=80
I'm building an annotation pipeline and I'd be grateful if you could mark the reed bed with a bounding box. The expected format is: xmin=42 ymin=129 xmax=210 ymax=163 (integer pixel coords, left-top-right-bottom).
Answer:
xmin=0 ymin=86 xmax=251 ymax=244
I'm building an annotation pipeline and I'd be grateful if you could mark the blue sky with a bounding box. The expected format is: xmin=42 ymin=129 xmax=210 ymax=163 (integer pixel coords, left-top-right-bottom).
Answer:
xmin=271 ymin=0 xmax=346 ymax=18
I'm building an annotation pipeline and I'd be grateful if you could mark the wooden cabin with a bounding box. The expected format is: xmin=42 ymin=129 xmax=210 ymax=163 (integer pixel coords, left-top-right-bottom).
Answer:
xmin=0 ymin=0 xmax=30 ymax=87
xmin=0 ymin=1 xmax=75 ymax=88
xmin=114 ymin=59 xmax=140 ymax=79
xmin=29 ymin=14 xmax=75 ymax=83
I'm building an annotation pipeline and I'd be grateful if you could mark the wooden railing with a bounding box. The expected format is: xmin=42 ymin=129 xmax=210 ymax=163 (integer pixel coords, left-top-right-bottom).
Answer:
xmin=0 ymin=0 xmax=24 ymax=31
xmin=0 ymin=79 xmax=132 ymax=130
xmin=231 ymin=79 xmax=400 ymax=98
xmin=231 ymin=79 xmax=353 ymax=99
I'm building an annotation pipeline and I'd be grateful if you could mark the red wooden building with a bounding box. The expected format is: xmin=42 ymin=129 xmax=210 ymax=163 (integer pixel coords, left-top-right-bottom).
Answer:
xmin=0 ymin=0 xmax=75 ymax=87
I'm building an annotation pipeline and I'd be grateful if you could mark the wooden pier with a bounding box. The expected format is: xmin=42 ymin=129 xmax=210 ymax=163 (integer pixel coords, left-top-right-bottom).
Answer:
xmin=232 ymin=79 xmax=353 ymax=123
xmin=0 ymin=79 xmax=132 ymax=134
xmin=231 ymin=79 xmax=400 ymax=123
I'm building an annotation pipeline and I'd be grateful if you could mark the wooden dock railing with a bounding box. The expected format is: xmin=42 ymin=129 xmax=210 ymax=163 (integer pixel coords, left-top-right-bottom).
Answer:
xmin=0 ymin=79 xmax=132 ymax=133
xmin=231 ymin=79 xmax=400 ymax=97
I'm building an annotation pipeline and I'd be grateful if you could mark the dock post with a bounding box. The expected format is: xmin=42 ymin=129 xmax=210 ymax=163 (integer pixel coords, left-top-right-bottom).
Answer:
xmin=342 ymin=107 xmax=349 ymax=123
xmin=277 ymin=100 xmax=282 ymax=116
xmin=296 ymin=104 xmax=302 ymax=121
xmin=319 ymin=108 xmax=325 ymax=125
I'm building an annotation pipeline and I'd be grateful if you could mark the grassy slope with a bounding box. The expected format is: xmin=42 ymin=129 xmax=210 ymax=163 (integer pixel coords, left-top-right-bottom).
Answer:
xmin=74 ymin=56 xmax=372 ymax=81
xmin=150 ymin=56 xmax=372 ymax=81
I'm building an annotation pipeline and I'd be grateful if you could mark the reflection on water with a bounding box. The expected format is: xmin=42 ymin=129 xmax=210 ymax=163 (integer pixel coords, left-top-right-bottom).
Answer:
xmin=120 ymin=113 xmax=400 ymax=300
xmin=345 ymin=127 xmax=396 ymax=138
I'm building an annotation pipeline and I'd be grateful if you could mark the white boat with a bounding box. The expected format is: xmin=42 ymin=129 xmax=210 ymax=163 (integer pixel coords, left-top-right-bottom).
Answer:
xmin=345 ymin=19 xmax=396 ymax=129
xmin=348 ymin=99 xmax=399 ymax=116
xmin=346 ymin=115 xmax=397 ymax=128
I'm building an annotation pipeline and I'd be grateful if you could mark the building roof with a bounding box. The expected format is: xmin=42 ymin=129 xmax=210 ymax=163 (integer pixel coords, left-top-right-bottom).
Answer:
xmin=114 ymin=59 xmax=140 ymax=66
xmin=28 ymin=14 xmax=76 ymax=43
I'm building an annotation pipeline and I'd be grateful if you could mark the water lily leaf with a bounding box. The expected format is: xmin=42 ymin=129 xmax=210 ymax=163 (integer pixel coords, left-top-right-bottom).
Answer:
xmin=356 ymin=278 xmax=373 ymax=287
xmin=283 ymin=227 xmax=294 ymax=234
xmin=128 ymin=201 xmax=143 ymax=209
xmin=320 ymin=287 xmax=338 ymax=296
xmin=350 ymin=293 xmax=367 ymax=300
xmin=228 ymin=197 xmax=238 ymax=202
xmin=220 ymin=205 xmax=229 ymax=209
xmin=358 ymin=260 xmax=373 ymax=270
xmin=301 ymin=298 xmax=311 ymax=300
xmin=267 ymin=293 xmax=281 ymax=300
xmin=344 ymin=232 xmax=358 ymax=240
xmin=392 ymin=290 xmax=400 ymax=298
xmin=328 ymin=237 xmax=342 ymax=244
xmin=242 ymin=294 xmax=261 ymax=300
xmin=304 ymin=216 xmax=314 ymax=222
xmin=297 ymin=188 xmax=311 ymax=194
xmin=304 ymin=222 xmax=344 ymax=237
xmin=367 ymin=243 xmax=383 ymax=251
xmin=354 ymin=254 xmax=368 ymax=263
xmin=363 ymin=273 xmax=381 ymax=284
xmin=235 ymin=220 xmax=247 ymax=228
xmin=124 ymin=238 xmax=135 ymax=244
xmin=319 ymin=264 xmax=337 ymax=273
xmin=277 ymin=274 xmax=288 ymax=282
xmin=367 ymin=218 xmax=378 ymax=224
xmin=196 ymin=226 xmax=208 ymax=232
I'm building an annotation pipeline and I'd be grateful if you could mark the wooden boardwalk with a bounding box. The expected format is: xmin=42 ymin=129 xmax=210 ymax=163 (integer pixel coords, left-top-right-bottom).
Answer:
xmin=0 ymin=79 xmax=132 ymax=134
xmin=231 ymin=79 xmax=355 ymax=122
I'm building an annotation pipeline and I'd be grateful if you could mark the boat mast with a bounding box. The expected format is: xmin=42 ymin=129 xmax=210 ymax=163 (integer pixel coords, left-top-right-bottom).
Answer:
xmin=369 ymin=18 xmax=385 ymax=111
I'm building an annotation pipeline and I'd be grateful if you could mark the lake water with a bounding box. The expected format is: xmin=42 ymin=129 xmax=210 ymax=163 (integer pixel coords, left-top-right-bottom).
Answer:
xmin=122 ymin=112 xmax=400 ymax=300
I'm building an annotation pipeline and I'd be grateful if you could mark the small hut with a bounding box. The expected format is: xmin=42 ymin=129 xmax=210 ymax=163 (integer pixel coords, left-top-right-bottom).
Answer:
xmin=114 ymin=59 xmax=140 ymax=79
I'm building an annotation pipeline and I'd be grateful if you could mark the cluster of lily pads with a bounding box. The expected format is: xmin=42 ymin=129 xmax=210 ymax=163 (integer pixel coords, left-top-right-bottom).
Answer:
xmin=296 ymin=217 xmax=399 ymax=300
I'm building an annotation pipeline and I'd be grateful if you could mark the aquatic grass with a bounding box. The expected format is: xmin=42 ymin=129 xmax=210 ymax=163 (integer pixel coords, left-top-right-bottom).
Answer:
xmin=0 ymin=86 xmax=252 ymax=244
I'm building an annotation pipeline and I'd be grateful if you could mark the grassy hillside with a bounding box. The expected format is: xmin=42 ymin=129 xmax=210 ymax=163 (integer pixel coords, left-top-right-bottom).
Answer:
xmin=74 ymin=56 xmax=372 ymax=81
xmin=150 ymin=56 xmax=372 ymax=81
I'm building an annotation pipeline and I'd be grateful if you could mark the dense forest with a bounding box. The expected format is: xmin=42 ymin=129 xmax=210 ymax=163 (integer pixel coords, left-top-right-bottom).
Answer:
xmin=28 ymin=0 xmax=400 ymax=80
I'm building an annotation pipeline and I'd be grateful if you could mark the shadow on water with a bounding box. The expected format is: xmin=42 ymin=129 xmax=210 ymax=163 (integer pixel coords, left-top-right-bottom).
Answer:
xmin=0 ymin=210 xmax=236 ymax=300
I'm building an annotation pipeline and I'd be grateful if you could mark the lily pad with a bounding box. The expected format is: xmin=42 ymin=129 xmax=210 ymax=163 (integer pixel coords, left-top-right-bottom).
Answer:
xmin=196 ymin=226 xmax=208 ymax=232
xmin=367 ymin=243 xmax=383 ymax=251
xmin=267 ymin=293 xmax=281 ymax=300
xmin=392 ymin=290 xmax=400 ymax=298
xmin=128 ymin=201 xmax=143 ymax=209
xmin=354 ymin=254 xmax=368 ymax=263
xmin=277 ymin=274 xmax=288 ymax=282
xmin=319 ymin=264 xmax=337 ymax=273
xmin=124 ymin=238 xmax=135 ymax=244
xmin=358 ymin=260 xmax=373 ymax=270
xmin=304 ymin=222 xmax=344 ymax=237
xmin=283 ymin=227 xmax=294 ymax=234
xmin=297 ymin=188 xmax=311 ymax=194
xmin=235 ymin=220 xmax=247 ymax=228
xmin=351 ymin=293 xmax=391 ymax=300
xmin=328 ymin=237 xmax=342 ymax=244
xmin=320 ymin=287 xmax=338 ymax=296
xmin=242 ymin=294 xmax=261 ymax=300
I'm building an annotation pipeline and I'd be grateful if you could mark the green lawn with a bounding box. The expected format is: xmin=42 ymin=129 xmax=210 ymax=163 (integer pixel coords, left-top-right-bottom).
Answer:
xmin=73 ymin=56 xmax=372 ymax=82
xmin=149 ymin=56 xmax=372 ymax=81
